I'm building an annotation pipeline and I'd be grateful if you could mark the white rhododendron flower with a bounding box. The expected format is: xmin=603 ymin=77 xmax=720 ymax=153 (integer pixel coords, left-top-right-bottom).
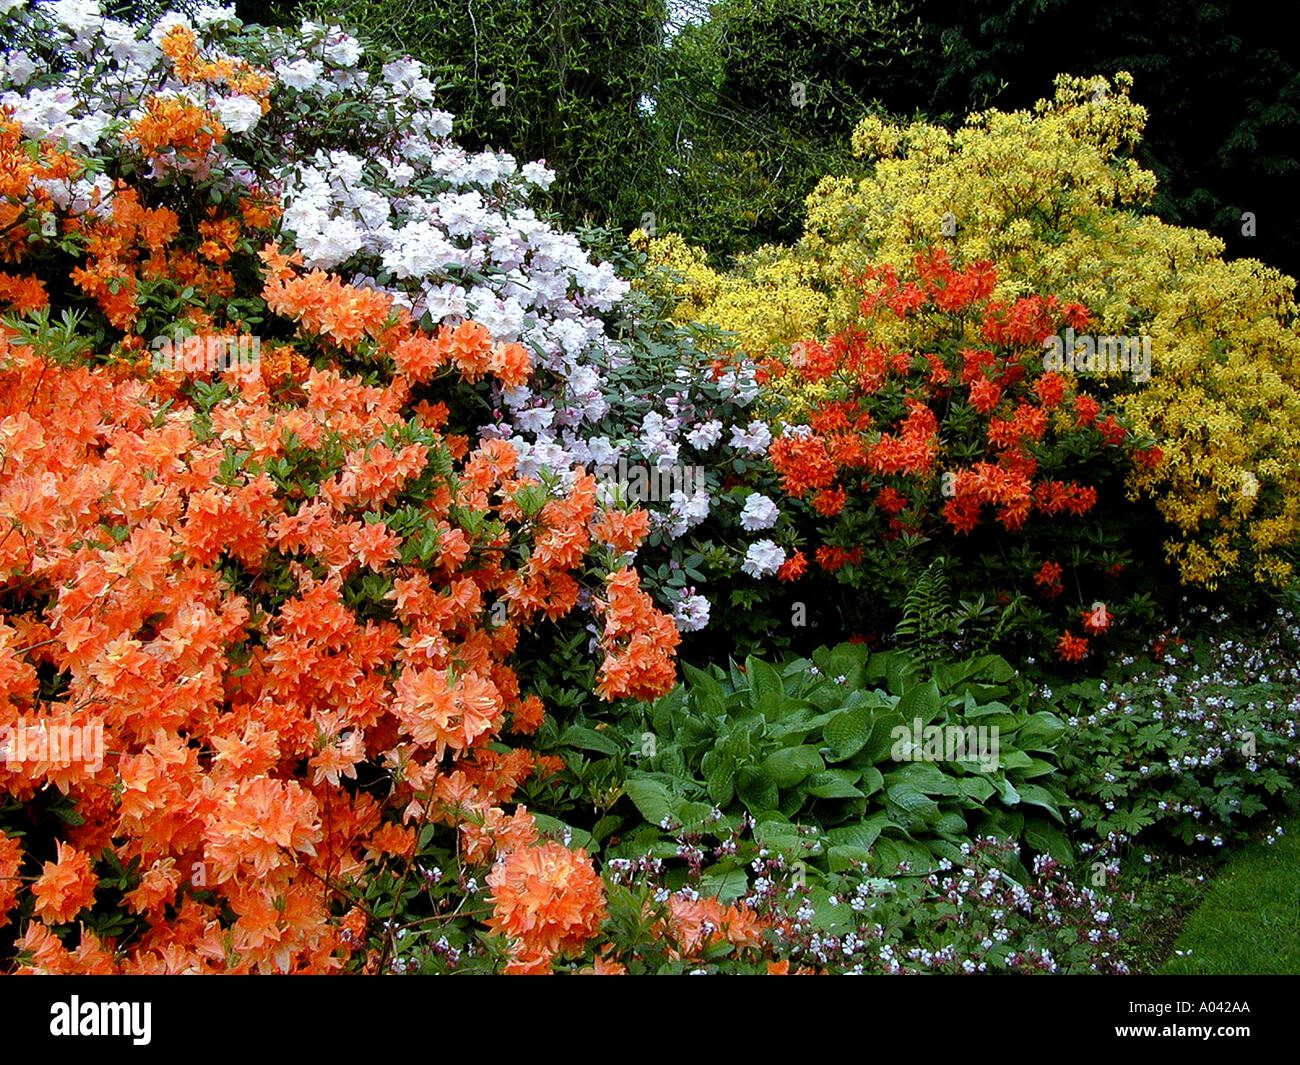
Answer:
xmin=673 ymin=593 xmax=711 ymax=633
xmin=742 ymin=540 xmax=786 ymax=578
xmin=740 ymin=493 xmax=779 ymax=532
xmin=215 ymin=94 xmax=262 ymax=133
xmin=730 ymin=420 xmax=772 ymax=455
xmin=686 ymin=419 xmax=723 ymax=450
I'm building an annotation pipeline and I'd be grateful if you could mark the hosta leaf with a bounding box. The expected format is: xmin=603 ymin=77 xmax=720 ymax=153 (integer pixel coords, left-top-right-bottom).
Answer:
xmin=701 ymin=868 xmax=749 ymax=903
xmin=1017 ymin=711 xmax=1068 ymax=750
xmin=805 ymin=769 xmax=865 ymax=799
xmin=760 ymin=745 xmax=825 ymax=788
xmin=1014 ymin=782 xmax=1064 ymax=822
xmin=896 ymin=679 xmax=942 ymax=725
xmin=1023 ymin=817 xmax=1074 ymax=862
xmin=683 ymin=663 xmax=727 ymax=719
xmin=827 ymin=814 xmax=890 ymax=852
xmin=824 ymin=706 xmax=874 ymax=760
xmin=956 ymin=775 xmax=998 ymax=803
xmin=886 ymin=782 xmax=941 ymax=824
xmin=558 ymin=726 xmax=621 ymax=757
xmin=885 ymin=761 xmax=962 ymax=796
xmin=745 ymin=655 xmax=785 ymax=709
xmin=736 ymin=766 xmax=779 ymax=812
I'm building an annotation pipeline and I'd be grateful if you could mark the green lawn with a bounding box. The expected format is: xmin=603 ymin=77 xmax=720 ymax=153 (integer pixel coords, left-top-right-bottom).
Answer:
xmin=1159 ymin=818 xmax=1300 ymax=975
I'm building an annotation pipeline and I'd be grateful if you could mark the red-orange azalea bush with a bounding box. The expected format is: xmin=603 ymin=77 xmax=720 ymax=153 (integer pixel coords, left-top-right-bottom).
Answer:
xmin=0 ymin=84 xmax=711 ymax=973
xmin=763 ymin=249 xmax=1166 ymax=658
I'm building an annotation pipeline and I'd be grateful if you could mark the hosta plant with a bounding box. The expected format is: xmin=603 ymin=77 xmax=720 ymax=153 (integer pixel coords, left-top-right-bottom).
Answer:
xmin=561 ymin=642 xmax=1075 ymax=883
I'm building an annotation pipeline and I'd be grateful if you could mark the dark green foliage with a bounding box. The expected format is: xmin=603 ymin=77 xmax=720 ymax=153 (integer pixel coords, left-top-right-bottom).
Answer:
xmin=316 ymin=0 xmax=667 ymax=231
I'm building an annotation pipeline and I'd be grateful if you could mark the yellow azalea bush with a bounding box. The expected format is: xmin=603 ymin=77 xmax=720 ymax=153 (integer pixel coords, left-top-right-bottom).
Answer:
xmin=632 ymin=229 xmax=829 ymax=362
xmin=641 ymin=74 xmax=1300 ymax=588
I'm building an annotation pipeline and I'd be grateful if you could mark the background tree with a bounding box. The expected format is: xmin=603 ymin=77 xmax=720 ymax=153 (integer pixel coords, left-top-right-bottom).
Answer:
xmin=917 ymin=0 xmax=1300 ymax=284
xmin=648 ymin=0 xmax=933 ymax=262
xmin=319 ymin=0 xmax=668 ymax=231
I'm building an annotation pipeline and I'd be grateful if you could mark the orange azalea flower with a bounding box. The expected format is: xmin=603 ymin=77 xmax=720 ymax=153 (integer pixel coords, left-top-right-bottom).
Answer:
xmin=815 ymin=545 xmax=862 ymax=572
xmin=0 ymin=111 xmax=686 ymax=975
xmin=811 ymin=487 xmax=847 ymax=516
xmin=578 ymin=950 xmax=628 ymax=975
xmin=1033 ymin=561 xmax=1065 ymax=598
xmin=367 ymin=822 xmax=416 ymax=860
xmin=769 ymin=434 xmax=837 ymax=498
xmin=776 ymin=550 xmax=807 ymax=581
xmin=461 ymin=805 xmax=539 ymax=864
xmin=0 ymin=272 xmax=48 ymax=313
xmin=591 ymin=507 xmax=651 ymax=554
xmin=1081 ymin=602 xmax=1112 ymax=635
xmin=0 ymin=831 xmax=23 ymax=928
xmin=1057 ymin=631 xmax=1090 ymax=662
xmin=486 ymin=841 xmax=607 ymax=964
xmin=127 ymin=96 xmax=226 ymax=164
xmin=968 ymin=377 xmax=1002 ymax=414
xmin=662 ymin=893 xmax=768 ymax=959
xmin=488 ymin=341 xmax=532 ymax=387
xmin=511 ymin=693 xmax=546 ymax=735
xmin=32 ymin=842 xmax=98 ymax=924
xmin=594 ymin=568 xmax=679 ymax=701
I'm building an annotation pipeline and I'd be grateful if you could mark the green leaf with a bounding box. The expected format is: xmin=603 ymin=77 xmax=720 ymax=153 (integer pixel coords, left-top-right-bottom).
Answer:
xmin=558 ymin=726 xmax=621 ymax=757
xmin=886 ymin=782 xmax=942 ymax=824
xmin=529 ymin=814 xmax=593 ymax=851
xmin=746 ymin=655 xmax=786 ymax=713
xmin=623 ymin=777 xmax=677 ymax=826
xmin=735 ymin=766 xmax=779 ymax=812
xmin=859 ymin=766 xmax=885 ymax=797
xmin=1014 ymin=783 xmax=1064 ymax=823
xmin=885 ymin=761 xmax=961 ymax=796
xmin=956 ymin=775 xmax=998 ymax=803
xmin=826 ymin=811 xmax=892 ymax=852
xmin=701 ymin=868 xmax=749 ymax=903
xmin=760 ymin=745 xmax=825 ymax=788
xmin=684 ymin=663 xmax=727 ymax=719
xmin=824 ymin=706 xmax=874 ymax=760
xmin=896 ymin=680 xmax=942 ymax=725
xmin=1017 ymin=712 xmax=1067 ymax=750
xmin=591 ymin=815 xmax=623 ymax=844
xmin=933 ymin=810 xmax=968 ymax=838
xmin=1023 ymin=817 xmax=1074 ymax=862
xmin=828 ymin=845 xmax=874 ymax=871
xmin=701 ymin=750 xmax=736 ymax=806
xmin=805 ymin=769 xmax=865 ymax=799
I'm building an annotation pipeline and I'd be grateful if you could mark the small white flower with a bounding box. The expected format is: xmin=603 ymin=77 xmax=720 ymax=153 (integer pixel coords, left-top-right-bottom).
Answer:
xmin=686 ymin=419 xmax=723 ymax=450
xmin=739 ymin=492 xmax=779 ymax=532
xmin=741 ymin=539 xmax=785 ymax=578
xmin=730 ymin=420 xmax=771 ymax=455
xmin=215 ymin=94 xmax=263 ymax=134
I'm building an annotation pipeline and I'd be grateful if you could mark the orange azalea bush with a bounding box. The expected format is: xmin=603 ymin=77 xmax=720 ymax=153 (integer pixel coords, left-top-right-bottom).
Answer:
xmin=0 ymin=68 xmax=788 ymax=973
xmin=762 ymin=249 xmax=1164 ymax=658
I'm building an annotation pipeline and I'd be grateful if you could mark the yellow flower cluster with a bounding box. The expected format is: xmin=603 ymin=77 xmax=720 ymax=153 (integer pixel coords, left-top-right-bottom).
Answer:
xmin=634 ymin=231 xmax=829 ymax=361
xmin=635 ymin=74 xmax=1300 ymax=588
